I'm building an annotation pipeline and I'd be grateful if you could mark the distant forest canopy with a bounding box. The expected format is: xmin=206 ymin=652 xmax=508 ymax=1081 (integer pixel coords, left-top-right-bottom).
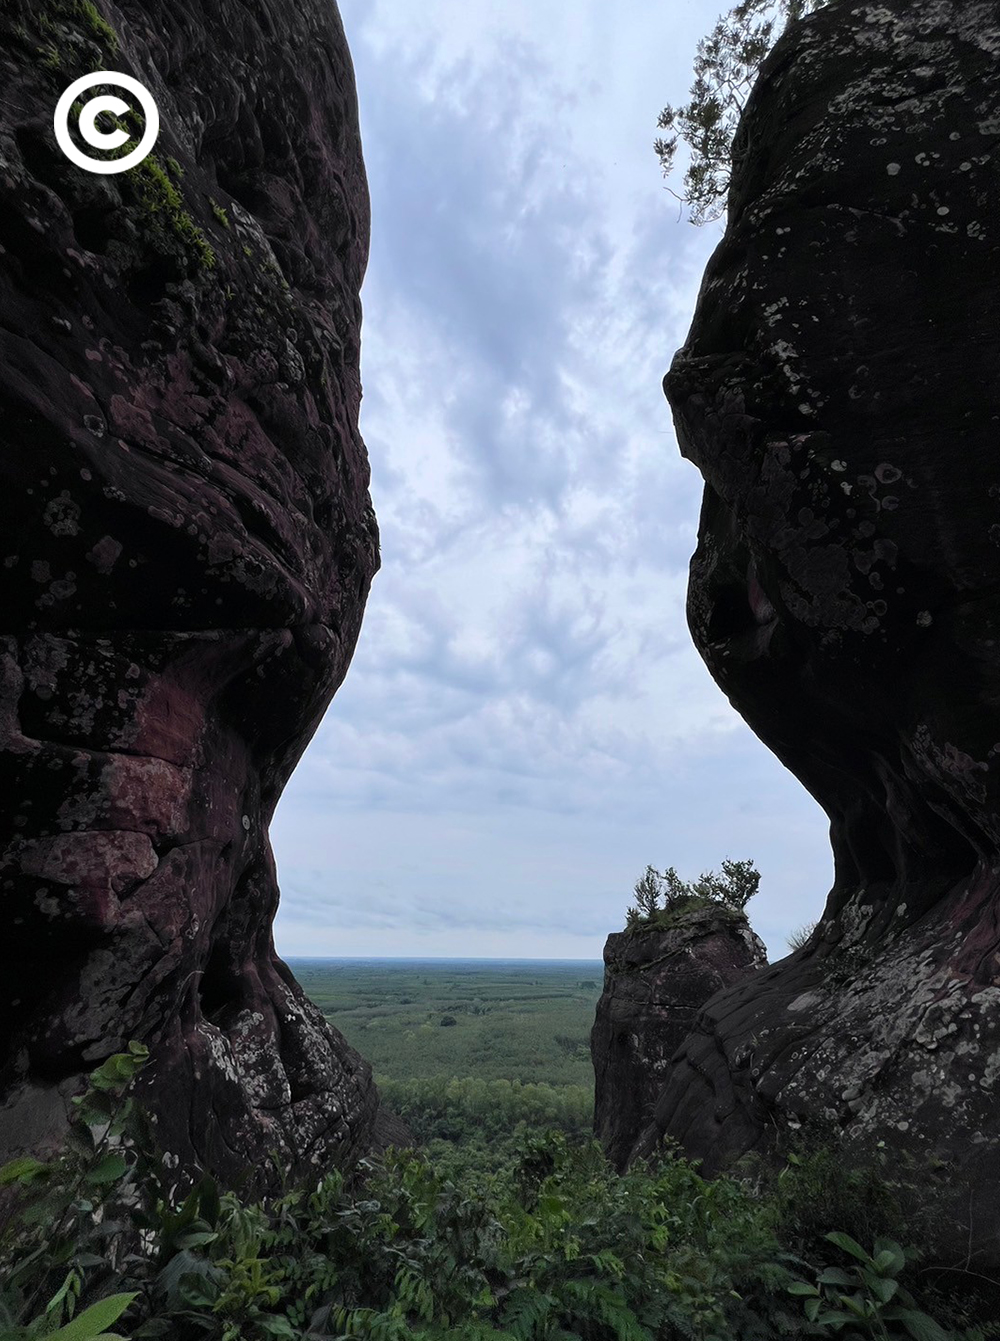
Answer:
xmin=656 ymin=0 xmax=832 ymax=223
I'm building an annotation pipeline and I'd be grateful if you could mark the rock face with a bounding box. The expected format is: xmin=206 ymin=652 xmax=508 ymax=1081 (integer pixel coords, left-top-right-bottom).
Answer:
xmin=591 ymin=903 xmax=766 ymax=1171
xmin=0 ymin=0 xmax=383 ymax=1188
xmin=637 ymin=0 xmax=1000 ymax=1270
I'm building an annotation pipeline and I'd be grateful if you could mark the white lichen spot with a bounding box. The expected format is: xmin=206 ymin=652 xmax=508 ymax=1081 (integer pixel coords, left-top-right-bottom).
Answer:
xmin=841 ymin=482 xmax=853 ymax=495
xmin=937 ymin=206 xmax=950 ymax=216
xmin=831 ymin=460 xmax=846 ymax=472
xmin=916 ymin=611 xmax=933 ymax=626
xmin=199 ymin=1023 xmax=241 ymax=1084
xmin=886 ymin=162 xmax=901 ymax=175
xmin=242 ymin=814 xmax=251 ymax=831
xmin=762 ymin=296 xmax=789 ymax=327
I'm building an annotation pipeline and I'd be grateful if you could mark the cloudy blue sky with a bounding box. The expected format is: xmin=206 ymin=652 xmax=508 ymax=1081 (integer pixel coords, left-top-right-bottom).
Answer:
xmin=271 ymin=0 xmax=834 ymax=962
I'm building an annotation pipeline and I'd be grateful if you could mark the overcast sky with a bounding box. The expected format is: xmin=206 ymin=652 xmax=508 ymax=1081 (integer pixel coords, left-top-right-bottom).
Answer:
xmin=271 ymin=0 xmax=834 ymax=963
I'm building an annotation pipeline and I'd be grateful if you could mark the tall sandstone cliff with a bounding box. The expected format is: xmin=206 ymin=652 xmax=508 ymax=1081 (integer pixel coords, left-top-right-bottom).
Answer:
xmin=636 ymin=0 xmax=1000 ymax=1272
xmin=0 ymin=0 xmax=385 ymax=1189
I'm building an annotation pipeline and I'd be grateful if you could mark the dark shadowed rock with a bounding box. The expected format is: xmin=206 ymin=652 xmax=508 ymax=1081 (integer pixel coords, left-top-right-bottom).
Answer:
xmin=635 ymin=0 xmax=1000 ymax=1271
xmin=0 ymin=0 xmax=384 ymax=1189
xmin=591 ymin=902 xmax=766 ymax=1171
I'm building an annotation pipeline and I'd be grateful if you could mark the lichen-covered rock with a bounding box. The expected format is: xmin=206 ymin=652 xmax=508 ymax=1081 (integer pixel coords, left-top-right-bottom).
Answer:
xmin=0 ymin=0 xmax=383 ymax=1189
xmin=636 ymin=0 xmax=1000 ymax=1271
xmin=591 ymin=903 xmax=766 ymax=1171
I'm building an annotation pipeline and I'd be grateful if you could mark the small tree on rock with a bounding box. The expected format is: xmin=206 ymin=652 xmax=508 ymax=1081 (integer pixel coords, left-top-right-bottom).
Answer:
xmin=655 ymin=0 xmax=830 ymax=225
xmin=632 ymin=865 xmax=662 ymax=919
xmin=626 ymin=857 xmax=760 ymax=927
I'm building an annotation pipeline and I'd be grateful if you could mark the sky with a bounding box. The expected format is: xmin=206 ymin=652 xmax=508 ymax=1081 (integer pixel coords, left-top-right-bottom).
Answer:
xmin=270 ymin=0 xmax=835 ymax=963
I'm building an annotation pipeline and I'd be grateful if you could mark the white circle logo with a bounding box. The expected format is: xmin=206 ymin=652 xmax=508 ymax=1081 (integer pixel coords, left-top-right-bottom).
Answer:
xmin=54 ymin=72 xmax=159 ymax=174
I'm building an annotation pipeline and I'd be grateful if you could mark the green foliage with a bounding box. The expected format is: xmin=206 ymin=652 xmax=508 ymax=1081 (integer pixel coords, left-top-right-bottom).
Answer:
xmin=19 ymin=0 xmax=118 ymax=74
xmin=0 ymin=1042 xmax=149 ymax=1340
xmin=209 ymin=199 xmax=231 ymax=229
xmin=0 ymin=1044 xmax=991 ymax=1341
xmin=786 ymin=1232 xmax=957 ymax=1339
xmin=72 ymin=0 xmax=117 ymax=50
xmin=131 ymin=157 xmax=216 ymax=270
xmin=376 ymin=1074 xmax=593 ymax=1179
xmin=625 ymin=856 xmax=759 ymax=929
xmin=754 ymin=1142 xmax=910 ymax=1277
xmin=655 ymin=0 xmax=830 ymax=224
xmin=820 ymin=941 xmax=879 ymax=991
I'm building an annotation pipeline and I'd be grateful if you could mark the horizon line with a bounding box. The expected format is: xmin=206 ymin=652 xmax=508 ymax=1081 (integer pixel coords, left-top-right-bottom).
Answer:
xmin=283 ymin=954 xmax=605 ymax=963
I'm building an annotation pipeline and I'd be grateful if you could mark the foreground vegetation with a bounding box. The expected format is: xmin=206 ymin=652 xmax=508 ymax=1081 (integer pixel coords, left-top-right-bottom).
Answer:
xmin=1 ymin=1047 xmax=998 ymax=1341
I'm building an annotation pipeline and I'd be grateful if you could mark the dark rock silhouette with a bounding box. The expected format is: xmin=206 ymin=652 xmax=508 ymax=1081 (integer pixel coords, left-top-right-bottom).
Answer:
xmin=591 ymin=903 xmax=766 ymax=1171
xmin=0 ymin=0 xmax=384 ymax=1188
xmin=635 ymin=0 xmax=1000 ymax=1270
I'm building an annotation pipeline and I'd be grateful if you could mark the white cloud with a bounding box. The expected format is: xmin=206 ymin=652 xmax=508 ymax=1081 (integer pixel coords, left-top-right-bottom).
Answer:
xmin=271 ymin=0 xmax=835 ymax=962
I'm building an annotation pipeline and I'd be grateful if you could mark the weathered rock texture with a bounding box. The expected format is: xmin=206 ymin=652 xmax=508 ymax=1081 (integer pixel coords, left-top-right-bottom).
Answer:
xmin=0 ymin=0 xmax=383 ymax=1189
xmin=591 ymin=903 xmax=766 ymax=1171
xmin=636 ymin=0 xmax=1000 ymax=1270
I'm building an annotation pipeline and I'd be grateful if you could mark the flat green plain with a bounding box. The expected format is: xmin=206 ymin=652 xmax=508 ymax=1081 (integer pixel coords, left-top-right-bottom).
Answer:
xmin=288 ymin=957 xmax=605 ymax=1088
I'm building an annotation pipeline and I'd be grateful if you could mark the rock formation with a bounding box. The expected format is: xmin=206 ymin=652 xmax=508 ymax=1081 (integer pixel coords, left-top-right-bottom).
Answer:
xmin=0 ymin=0 xmax=384 ymax=1189
xmin=635 ymin=0 xmax=1000 ymax=1271
xmin=591 ymin=902 xmax=766 ymax=1171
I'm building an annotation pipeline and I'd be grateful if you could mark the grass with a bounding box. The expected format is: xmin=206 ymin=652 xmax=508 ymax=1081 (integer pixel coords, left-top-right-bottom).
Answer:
xmin=73 ymin=0 xmax=117 ymax=50
xmin=210 ymin=198 xmax=231 ymax=229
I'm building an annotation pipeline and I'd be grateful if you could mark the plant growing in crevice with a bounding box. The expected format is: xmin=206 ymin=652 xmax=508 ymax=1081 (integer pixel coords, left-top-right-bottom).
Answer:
xmin=787 ymin=920 xmax=817 ymax=952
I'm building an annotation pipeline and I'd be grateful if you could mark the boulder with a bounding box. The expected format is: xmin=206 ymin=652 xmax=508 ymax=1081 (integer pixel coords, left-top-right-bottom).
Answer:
xmin=0 ymin=0 xmax=383 ymax=1190
xmin=591 ymin=901 xmax=766 ymax=1171
xmin=636 ymin=0 xmax=1000 ymax=1272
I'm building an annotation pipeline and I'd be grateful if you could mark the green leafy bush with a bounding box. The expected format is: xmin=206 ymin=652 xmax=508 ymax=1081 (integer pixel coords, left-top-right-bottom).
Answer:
xmin=625 ymin=856 xmax=759 ymax=929
xmin=0 ymin=1046 xmax=993 ymax=1341
xmin=786 ymin=1231 xmax=953 ymax=1339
